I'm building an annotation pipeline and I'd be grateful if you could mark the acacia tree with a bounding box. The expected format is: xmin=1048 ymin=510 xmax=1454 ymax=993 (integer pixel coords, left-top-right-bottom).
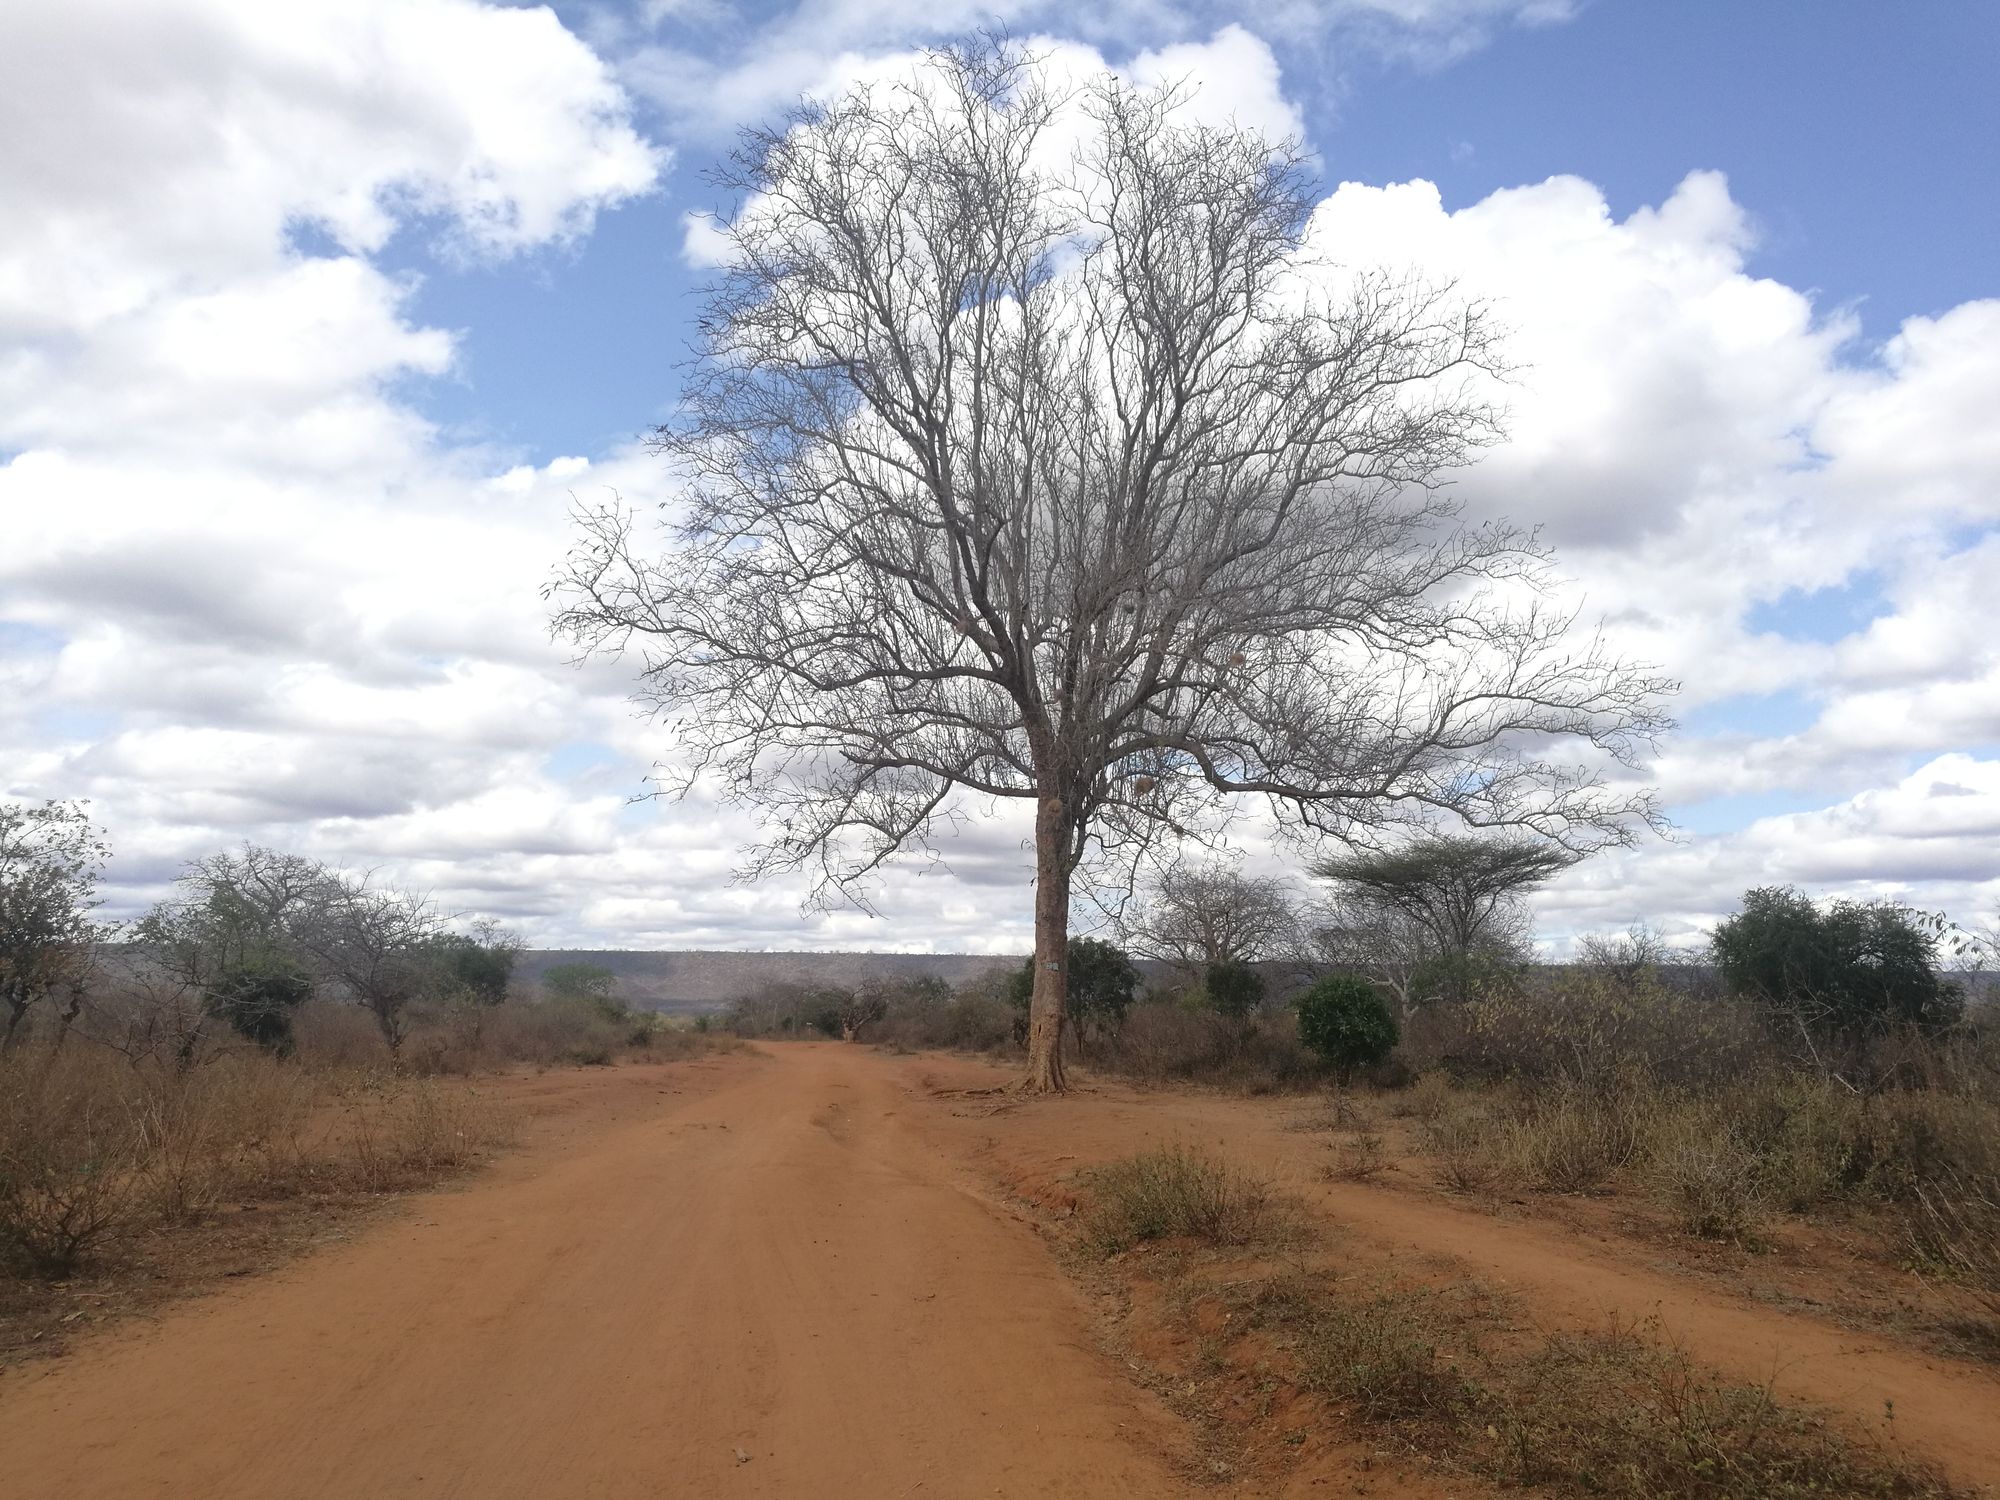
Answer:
xmin=1312 ymin=833 xmax=1574 ymax=1006
xmin=550 ymin=42 xmax=1669 ymax=1092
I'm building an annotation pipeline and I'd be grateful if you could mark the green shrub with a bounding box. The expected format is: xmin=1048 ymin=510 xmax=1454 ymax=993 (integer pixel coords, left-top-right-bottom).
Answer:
xmin=1296 ymin=976 xmax=1398 ymax=1080
xmin=1712 ymin=886 xmax=1961 ymax=1040
xmin=1203 ymin=958 xmax=1266 ymax=1018
xmin=203 ymin=955 xmax=313 ymax=1054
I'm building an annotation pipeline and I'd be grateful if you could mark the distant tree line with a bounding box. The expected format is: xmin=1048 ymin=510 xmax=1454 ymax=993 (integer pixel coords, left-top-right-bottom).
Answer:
xmin=0 ymin=800 xmax=522 ymax=1064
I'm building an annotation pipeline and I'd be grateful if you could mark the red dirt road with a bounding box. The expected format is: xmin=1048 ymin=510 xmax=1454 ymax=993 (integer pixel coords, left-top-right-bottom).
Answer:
xmin=0 ymin=1046 xmax=1194 ymax=1499
xmin=6 ymin=1043 xmax=1998 ymax=1498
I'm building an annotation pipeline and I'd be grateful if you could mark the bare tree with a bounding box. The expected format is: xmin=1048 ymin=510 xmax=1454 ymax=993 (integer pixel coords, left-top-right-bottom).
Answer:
xmin=1576 ymin=921 xmax=1671 ymax=982
xmin=550 ymin=42 xmax=1670 ymax=1091
xmin=0 ymin=800 xmax=112 ymax=1051
xmin=135 ymin=846 xmax=325 ymax=1054
xmin=294 ymin=872 xmax=445 ymax=1057
xmin=1120 ymin=861 xmax=1299 ymax=991
xmin=1290 ymin=895 xmax=1440 ymax=1020
xmin=77 ymin=949 xmax=221 ymax=1073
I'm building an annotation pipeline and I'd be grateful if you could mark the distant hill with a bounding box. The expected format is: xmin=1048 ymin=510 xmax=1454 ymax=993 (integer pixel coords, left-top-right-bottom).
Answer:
xmin=514 ymin=949 xmax=1022 ymax=1014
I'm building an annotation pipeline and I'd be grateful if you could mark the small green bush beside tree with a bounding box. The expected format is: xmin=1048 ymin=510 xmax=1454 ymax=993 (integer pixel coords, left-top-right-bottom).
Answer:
xmin=1010 ymin=937 xmax=1139 ymax=1035
xmin=1296 ymin=975 xmax=1399 ymax=1081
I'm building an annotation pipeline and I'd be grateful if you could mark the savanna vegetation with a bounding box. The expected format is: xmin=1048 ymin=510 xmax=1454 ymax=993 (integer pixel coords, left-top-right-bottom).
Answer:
xmin=0 ymin=801 xmax=723 ymax=1359
xmin=721 ymin=837 xmax=2000 ymax=1366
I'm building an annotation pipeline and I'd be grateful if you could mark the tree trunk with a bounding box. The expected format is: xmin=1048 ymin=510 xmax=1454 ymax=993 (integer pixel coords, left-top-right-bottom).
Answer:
xmin=51 ymin=986 xmax=84 ymax=1053
xmin=1022 ymin=796 xmax=1072 ymax=1094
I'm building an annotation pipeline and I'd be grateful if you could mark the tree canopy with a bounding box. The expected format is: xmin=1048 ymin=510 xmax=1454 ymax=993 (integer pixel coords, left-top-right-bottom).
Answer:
xmin=551 ymin=40 xmax=1670 ymax=1091
xmin=1312 ymin=832 xmax=1573 ymax=1004
xmin=1711 ymin=886 xmax=1961 ymax=1039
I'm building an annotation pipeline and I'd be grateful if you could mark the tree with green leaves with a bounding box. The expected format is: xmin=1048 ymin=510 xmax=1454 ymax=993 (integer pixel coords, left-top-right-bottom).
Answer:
xmin=1711 ymin=886 xmax=1961 ymax=1041
xmin=1011 ymin=935 xmax=1139 ymax=1046
xmin=0 ymin=800 xmax=111 ymax=1051
xmin=137 ymin=846 xmax=325 ymax=1057
xmin=1295 ymin=975 xmax=1399 ymax=1082
xmin=542 ymin=961 xmax=619 ymax=1009
xmin=431 ymin=919 xmax=521 ymax=1006
xmin=1202 ymin=957 xmax=1266 ymax=1018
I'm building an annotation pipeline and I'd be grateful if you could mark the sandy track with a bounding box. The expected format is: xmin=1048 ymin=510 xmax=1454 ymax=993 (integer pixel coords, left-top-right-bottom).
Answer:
xmin=0 ymin=1046 xmax=1193 ymax=1500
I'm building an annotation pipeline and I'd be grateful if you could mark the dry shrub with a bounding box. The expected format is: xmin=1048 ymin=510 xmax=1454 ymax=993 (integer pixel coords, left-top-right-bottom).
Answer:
xmin=1721 ymin=1074 xmax=1866 ymax=1213
xmin=290 ymin=1000 xmax=389 ymax=1069
xmin=1907 ymin=1167 xmax=2000 ymax=1331
xmin=869 ymin=993 xmax=1018 ymax=1053
xmin=1850 ymin=1089 xmax=1998 ymax=1205
xmin=474 ymin=998 xmax=635 ymax=1069
xmin=124 ymin=1057 xmax=323 ymax=1221
xmin=1325 ymin=1132 xmax=1388 ymax=1182
xmin=1424 ymin=1110 xmax=1500 ymax=1193
xmin=1083 ymin=1146 xmax=1277 ymax=1254
xmin=0 ymin=1050 xmax=143 ymax=1276
xmin=1393 ymin=1070 xmax=1455 ymax=1123
xmin=1648 ymin=1111 xmax=1766 ymax=1244
xmin=342 ymin=1077 xmax=511 ymax=1192
xmin=1503 ymin=1079 xmax=1647 ymax=1195
xmin=1263 ymin=1267 xmax=1955 ymax=1497
xmin=1096 ymin=1004 xmax=1318 ymax=1092
xmin=649 ymin=1025 xmax=743 ymax=1061
xmin=1296 ymin=1287 xmax=1475 ymax=1420
xmin=1489 ymin=1324 xmax=1951 ymax=1499
xmin=1400 ymin=968 xmax=1763 ymax=1092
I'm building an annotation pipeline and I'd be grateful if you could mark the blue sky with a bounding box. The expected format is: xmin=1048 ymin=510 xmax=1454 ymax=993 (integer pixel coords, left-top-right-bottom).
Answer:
xmin=391 ymin=2 xmax=2000 ymax=460
xmin=3 ymin=0 xmax=1997 ymax=952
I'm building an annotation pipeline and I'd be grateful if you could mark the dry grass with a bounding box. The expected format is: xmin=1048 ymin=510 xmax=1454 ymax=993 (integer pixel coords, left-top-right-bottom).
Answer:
xmin=1908 ymin=1167 xmax=2000 ymax=1332
xmin=1174 ymin=1255 xmax=1962 ymax=1499
xmin=1082 ymin=1146 xmax=1281 ymax=1254
xmin=1294 ymin=1285 xmax=1477 ymax=1421
xmin=341 ymin=1076 xmax=514 ymax=1192
xmin=1423 ymin=1110 xmax=1501 ymax=1193
xmin=1502 ymin=1081 xmax=1645 ymax=1195
xmin=1322 ymin=1132 xmax=1388 ymax=1182
xmin=0 ymin=1046 xmax=523 ymax=1285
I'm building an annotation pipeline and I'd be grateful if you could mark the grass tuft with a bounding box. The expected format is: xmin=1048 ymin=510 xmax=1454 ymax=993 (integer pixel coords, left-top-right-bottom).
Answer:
xmin=1082 ymin=1146 xmax=1277 ymax=1254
